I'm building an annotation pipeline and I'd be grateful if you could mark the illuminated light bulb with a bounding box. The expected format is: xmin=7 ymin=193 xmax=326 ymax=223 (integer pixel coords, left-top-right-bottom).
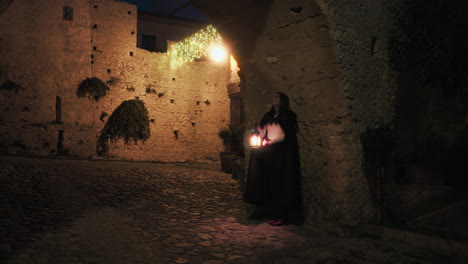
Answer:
xmin=208 ymin=44 xmax=228 ymax=62
xmin=170 ymin=25 xmax=226 ymax=69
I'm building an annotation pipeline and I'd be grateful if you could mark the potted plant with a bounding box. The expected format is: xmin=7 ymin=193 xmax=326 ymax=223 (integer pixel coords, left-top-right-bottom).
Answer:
xmin=228 ymin=124 xmax=245 ymax=157
xmin=218 ymin=125 xmax=245 ymax=173
xmin=218 ymin=128 xmax=234 ymax=173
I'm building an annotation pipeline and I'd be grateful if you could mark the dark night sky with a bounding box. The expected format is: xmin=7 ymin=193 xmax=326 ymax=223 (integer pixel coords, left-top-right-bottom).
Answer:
xmin=121 ymin=0 xmax=209 ymax=21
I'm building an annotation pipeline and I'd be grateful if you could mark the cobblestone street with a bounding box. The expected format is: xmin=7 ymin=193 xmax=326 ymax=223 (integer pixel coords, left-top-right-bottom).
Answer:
xmin=0 ymin=156 xmax=462 ymax=264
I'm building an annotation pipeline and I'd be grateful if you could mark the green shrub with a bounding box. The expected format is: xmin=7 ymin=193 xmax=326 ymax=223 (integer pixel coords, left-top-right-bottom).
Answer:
xmin=218 ymin=125 xmax=244 ymax=155
xmin=97 ymin=99 xmax=150 ymax=156
xmin=77 ymin=77 xmax=109 ymax=101
xmin=218 ymin=128 xmax=230 ymax=152
xmin=229 ymin=124 xmax=245 ymax=156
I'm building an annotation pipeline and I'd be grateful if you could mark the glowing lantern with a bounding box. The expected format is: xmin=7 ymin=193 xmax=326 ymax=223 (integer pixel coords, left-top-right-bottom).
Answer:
xmin=250 ymin=131 xmax=262 ymax=148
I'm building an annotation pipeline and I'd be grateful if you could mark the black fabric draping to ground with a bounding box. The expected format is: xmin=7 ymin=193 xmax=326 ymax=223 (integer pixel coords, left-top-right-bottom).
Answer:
xmin=243 ymin=141 xmax=302 ymax=219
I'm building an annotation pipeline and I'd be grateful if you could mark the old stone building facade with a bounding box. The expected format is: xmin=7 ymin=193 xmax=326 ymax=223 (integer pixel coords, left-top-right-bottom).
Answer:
xmin=187 ymin=0 xmax=398 ymax=232
xmin=0 ymin=0 xmax=233 ymax=163
xmin=136 ymin=10 xmax=207 ymax=52
xmin=190 ymin=0 xmax=468 ymax=233
xmin=2 ymin=0 xmax=467 ymax=235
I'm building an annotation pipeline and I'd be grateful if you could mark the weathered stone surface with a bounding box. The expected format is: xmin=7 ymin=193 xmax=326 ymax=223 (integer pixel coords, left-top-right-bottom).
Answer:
xmin=173 ymin=258 xmax=190 ymax=264
xmin=197 ymin=233 xmax=212 ymax=240
xmin=227 ymin=254 xmax=243 ymax=261
xmin=0 ymin=0 xmax=231 ymax=164
xmin=210 ymin=252 xmax=226 ymax=259
xmin=164 ymin=247 xmax=185 ymax=254
xmin=191 ymin=0 xmax=398 ymax=232
xmin=0 ymin=156 xmax=460 ymax=263
xmin=266 ymin=57 xmax=278 ymax=63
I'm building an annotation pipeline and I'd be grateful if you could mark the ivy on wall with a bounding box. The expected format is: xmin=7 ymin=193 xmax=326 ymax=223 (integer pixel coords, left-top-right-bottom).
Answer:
xmin=76 ymin=77 xmax=109 ymax=101
xmin=97 ymin=99 xmax=150 ymax=156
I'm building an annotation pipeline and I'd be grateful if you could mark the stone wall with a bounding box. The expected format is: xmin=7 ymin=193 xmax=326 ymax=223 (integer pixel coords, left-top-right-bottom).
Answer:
xmin=192 ymin=0 xmax=399 ymax=233
xmin=0 ymin=0 xmax=94 ymax=156
xmin=239 ymin=1 xmax=361 ymax=232
xmin=311 ymin=0 xmax=398 ymax=231
xmin=0 ymin=0 xmax=231 ymax=163
xmin=137 ymin=11 xmax=206 ymax=52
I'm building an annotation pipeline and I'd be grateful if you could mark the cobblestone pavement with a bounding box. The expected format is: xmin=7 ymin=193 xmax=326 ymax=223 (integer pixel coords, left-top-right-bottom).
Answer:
xmin=0 ymin=155 xmax=462 ymax=264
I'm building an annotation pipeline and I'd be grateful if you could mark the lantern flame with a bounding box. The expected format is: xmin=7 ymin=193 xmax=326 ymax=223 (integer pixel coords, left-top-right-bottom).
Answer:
xmin=250 ymin=134 xmax=262 ymax=148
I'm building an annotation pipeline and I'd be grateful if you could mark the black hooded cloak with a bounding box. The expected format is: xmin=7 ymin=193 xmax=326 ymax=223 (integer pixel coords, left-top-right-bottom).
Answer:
xmin=243 ymin=109 xmax=302 ymax=217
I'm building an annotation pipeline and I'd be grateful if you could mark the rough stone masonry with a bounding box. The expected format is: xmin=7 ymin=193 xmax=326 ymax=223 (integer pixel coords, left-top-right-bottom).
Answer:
xmin=0 ymin=0 xmax=233 ymax=163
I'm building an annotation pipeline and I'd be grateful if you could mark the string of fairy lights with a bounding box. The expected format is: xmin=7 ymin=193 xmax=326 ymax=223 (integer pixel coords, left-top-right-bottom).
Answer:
xmin=169 ymin=24 xmax=224 ymax=69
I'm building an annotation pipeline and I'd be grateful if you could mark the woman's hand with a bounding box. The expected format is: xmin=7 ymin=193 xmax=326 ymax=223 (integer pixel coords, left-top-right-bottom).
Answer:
xmin=262 ymin=138 xmax=271 ymax=146
xmin=255 ymin=123 xmax=267 ymax=139
xmin=264 ymin=123 xmax=285 ymax=144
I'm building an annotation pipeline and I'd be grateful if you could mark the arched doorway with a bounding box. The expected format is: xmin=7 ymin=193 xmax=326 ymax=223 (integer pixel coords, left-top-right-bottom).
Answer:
xmin=192 ymin=0 xmax=375 ymax=232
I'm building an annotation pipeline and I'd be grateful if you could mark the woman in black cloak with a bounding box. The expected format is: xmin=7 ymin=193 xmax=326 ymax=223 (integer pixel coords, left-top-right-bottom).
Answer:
xmin=243 ymin=92 xmax=302 ymax=226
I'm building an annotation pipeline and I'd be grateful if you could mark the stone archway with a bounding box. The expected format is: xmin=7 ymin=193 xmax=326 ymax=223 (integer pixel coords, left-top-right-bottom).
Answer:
xmin=192 ymin=0 xmax=376 ymax=232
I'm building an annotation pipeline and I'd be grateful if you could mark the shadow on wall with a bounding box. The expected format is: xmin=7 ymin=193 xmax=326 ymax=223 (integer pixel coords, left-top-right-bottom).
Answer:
xmin=389 ymin=0 xmax=468 ymax=187
xmin=360 ymin=126 xmax=395 ymax=223
xmin=0 ymin=0 xmax=14 ymax=15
